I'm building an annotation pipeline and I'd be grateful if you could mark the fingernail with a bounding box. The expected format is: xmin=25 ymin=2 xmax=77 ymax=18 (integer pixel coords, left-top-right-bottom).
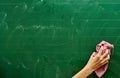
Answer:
xmin=106 ymin=49 xmax=109 ymax=54
xmin=101 ymin=46 xmax=103 ymax=49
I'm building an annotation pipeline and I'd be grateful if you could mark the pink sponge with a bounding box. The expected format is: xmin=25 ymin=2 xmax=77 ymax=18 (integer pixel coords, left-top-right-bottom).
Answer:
xmin=95 ymin=41 xmax=114 ymax=78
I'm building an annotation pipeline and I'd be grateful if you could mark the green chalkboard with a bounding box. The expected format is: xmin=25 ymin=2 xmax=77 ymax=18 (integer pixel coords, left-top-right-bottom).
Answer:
xmin=0 ymin=0 xmax=120 ymax=78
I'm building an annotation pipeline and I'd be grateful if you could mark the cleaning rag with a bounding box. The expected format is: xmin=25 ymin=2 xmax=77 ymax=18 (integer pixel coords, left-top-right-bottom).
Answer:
xmin=95 ymin=41 xmax=114 ymax=78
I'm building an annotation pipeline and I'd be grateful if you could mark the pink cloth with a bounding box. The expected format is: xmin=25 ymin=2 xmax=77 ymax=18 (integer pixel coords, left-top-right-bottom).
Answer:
xmin=95 ymin=41 xmax=114 ymax=78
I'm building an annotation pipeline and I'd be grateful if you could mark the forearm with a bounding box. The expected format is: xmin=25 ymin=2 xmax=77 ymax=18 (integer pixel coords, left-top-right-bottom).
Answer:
xmin=72 ymin=46 xmax=111 ymax=78
xmin=72 ymin=66 xmax=93 ymax=78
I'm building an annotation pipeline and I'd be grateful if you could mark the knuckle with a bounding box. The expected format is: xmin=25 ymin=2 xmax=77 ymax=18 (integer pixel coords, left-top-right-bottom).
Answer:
xmin=96 ymin=56 xmax=100 ymax=59
xmin=96 ymin=55 xmax=100 ymax=58
xmin=99 ymin=58 xmax=103 ymax=61
xmin=107 ymin=57 xmax=110 ymax=60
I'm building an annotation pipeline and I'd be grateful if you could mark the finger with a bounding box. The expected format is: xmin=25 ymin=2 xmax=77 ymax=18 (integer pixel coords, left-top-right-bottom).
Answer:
xmin=101 ymin=55 xmax=110 ymax=64
xmin=105 ymin=49 xmax=110 ymax=54
xmin=104 ymin=55 xmax=110 ymax=62
xmin=91 ymin=52 xmax=97 ymax=57
xmin=102 ymin=49 xmax=109 ymax=58
xmin=98 ymin=46 xmax=104 ymax=56
xmin=101 ymin=60 xmax=109 ymax=66
xmin=108 ymin=49 xmax=110 ymax=55
xmin=106 ymin=55 xmax=110 ymax=61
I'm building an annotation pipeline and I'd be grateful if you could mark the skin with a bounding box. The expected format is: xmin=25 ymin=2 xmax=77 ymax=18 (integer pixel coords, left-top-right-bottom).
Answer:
xmin=72 ymin=46 xmax=110 ymax=78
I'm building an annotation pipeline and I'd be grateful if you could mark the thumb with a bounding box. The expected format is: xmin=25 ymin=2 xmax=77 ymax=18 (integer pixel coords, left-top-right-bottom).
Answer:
xmin=91 ymin=52 xmax=97 ymax=57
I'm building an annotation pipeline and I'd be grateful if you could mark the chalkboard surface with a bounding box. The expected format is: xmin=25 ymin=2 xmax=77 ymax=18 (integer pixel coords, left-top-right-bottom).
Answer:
xmin=0 ymin=0 xmax=120 ymax=78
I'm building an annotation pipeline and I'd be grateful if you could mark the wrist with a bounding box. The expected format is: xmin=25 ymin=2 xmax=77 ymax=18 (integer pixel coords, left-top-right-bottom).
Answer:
xmin=72 ymin=66 xmax=93 ymax=78
xmin=83 ymin=65 xmax=94 ymax=76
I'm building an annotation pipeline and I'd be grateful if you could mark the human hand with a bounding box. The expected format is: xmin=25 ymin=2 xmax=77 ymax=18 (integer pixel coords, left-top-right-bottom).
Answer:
xmin=85 ymin=46 xmax=110 ymax=73
xmin=72 ymin=46 xmax=110 ymax=78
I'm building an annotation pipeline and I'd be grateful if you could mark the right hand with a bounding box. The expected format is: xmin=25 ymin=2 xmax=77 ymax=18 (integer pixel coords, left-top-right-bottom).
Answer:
xmin=85 ymin=46 xmax=110 ymax=72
